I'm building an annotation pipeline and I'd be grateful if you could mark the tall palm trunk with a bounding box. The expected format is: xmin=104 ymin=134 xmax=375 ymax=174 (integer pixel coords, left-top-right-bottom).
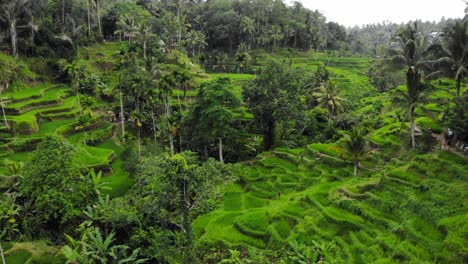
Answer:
xmin=96 ymin=0 xmax=102 ymax=36
xmin=218 ymin=138 xmax=224 ymax=163
xmin=76 ymin=86 xmax=82 ymax=115
xmin=10 ymin=19 xmax=18 ymax=58
xmin=0 ymin=240 xmax=6 ymax=264
xmin=0 ymin=89 xmax=9 ymax=129
xmin=353 ymin=159 xmax=359 ymax=176
xmin=119 ymin=84 xmax=125 ymax=142
xmin=138 ymin=127 xmax=141 ymax=158
xmin=165 ymin=97 xmax=174 ymax=156
xmin=87 ymin=0 xmax=92 ymax=37
xmin=61 ymin=0 xmax=66 ymax=26
xmin=151 ymin=107 xmax=157 ymax=144
xmin=410 ymin=105 xmax=416 ymax=148
xmin=456 ymin=76 xmax=461 ymax=97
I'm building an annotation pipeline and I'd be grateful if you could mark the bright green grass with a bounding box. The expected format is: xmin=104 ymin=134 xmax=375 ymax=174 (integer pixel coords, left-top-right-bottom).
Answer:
xmin=3 ymin=82 xmax=53 ymax=101
xmin=7 ymin=86 xmax=68 ymax=110
xmin=96 ymin=139 xmax=133 ymax=197
xmin=194 ymin=146 xmax=467 ymax=263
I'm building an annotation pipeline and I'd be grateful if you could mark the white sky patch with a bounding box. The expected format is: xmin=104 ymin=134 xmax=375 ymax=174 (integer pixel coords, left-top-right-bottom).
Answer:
xmin=295 ymin=0 xmax=465 ymax=27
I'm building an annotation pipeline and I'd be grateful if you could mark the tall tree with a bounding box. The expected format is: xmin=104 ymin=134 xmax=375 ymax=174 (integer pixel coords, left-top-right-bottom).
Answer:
xmin=342 ymin=128 xmax=368 ymax=176
xmin=243 ymin=60 xmax=307 ymax=150
xmin=0 ymin=0 xmax=31 ymax=58
xmin=60 ymin=60 xmax=85 ymax=115
xmin=429 ymin=21 xmax=468 ymax=97
xmin=241 ymin=16 xmax=255 ymax=49
xmin=385 ymin=23 xmax=432 ymax=148
xmin=159 ymin=74 xmax=176 ymax=156
xmin=186 ymin=78 xmax=239 ymax=162
xmin=313 ymin=79 xmax=345 ymax=125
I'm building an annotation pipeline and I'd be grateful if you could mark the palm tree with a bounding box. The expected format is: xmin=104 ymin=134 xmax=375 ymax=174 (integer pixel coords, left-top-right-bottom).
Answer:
xmin=185 ymin=30 xmax=198 ymax=55
xmin=269 ymin=25 xmax=284 ymax=52
xmin=313 ymin=79 xmax=345 ymax=125
xmin=235 ymin=50 xmax=252 ymax=73
xmin=0 ymin=0 xmax=31 ymax=58
xmin=385 ymin=23 xmax=432 ymax=148
xmin=139 ymin=23 xmax=153 ymax=60
xmin=241 ymin=16 xmax=256 ymax=49
xmin=61 ymin=60 xmax=85 ymax=115
xmin=392 ymin=70 xmax=431 ymax=148
xmin=194 ymin=30 xmax=208 ymax=55
xmin=213 ymin=52 xmax=228 ymax=72
xmin=342 ymin=128 xmax=368 ymax=176
xmin=429 ymin=21 xmax=468 ymax=97
xmin=159 ymin=75 xmax=176 ymax=156
xmin=115 ymin=15 xmax=139 ymax=43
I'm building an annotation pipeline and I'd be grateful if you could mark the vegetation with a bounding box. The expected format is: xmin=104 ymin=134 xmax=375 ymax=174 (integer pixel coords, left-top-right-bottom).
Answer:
xmin=0 ymin=0 xmax=466 ymax=263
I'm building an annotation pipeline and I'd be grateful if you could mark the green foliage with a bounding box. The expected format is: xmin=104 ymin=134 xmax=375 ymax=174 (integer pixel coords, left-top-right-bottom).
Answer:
xmin=243 ymin=60 xmax=310 ymax=150
xmin=18 ymin=136 xmax=97 ymax=237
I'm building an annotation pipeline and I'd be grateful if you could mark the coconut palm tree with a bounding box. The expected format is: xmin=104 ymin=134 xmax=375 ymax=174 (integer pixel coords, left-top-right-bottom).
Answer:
xmin=384 ymin=23 xmax=433 ymax=148
xmin=241 ymin=16 xmax=256 ymax=49
xmin=60 ymin=60 xmax=85 ymax=115
xmin=313 ymin=79 xmax=345 ymax=125
xmin=194 ymin=30 xmax=208 ymax=55
xmin=269 ymin=25 xmax=284 ymax=52
xmin=115 ymin=15 xmax=139 ymax=43
xmin=342 ymin=128 xmax=368 ymax=176
xmin=159 ymin=74 xmax=176 ymax=156
xmin=0 ymin=0 xmax=31 ymax=58
xmin=139 ymin=23 xmax=153 ymax=60
xmin=428 ymin=21 xmax=468 ymax=97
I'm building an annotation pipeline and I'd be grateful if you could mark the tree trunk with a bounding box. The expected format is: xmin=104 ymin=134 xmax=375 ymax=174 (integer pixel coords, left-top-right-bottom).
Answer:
xmin=177 ymin=1 xmax=181 ymax=45
xmin=354 ymin=160 xmax=358 ymax=176
xmin=96 ymin=0 xmax=102 ymax=36
xmin=0 ymin=240 xmax=6 ymax=264
xmin=76 ymin=87 xmax=82 ymax=115
xmin=138 ymin=128 xmax=141 ymax=158
xmin=410 ymin=105 xmax=416 ymax=148
xmin=169 ymin=131 xmax=174 ymax=156
xmin=143 ymin=40 xmax=147 ymax=60
xmin=218 ymin=138 xmax=224 ymax=163
xmin=456 ymin=76 xmax=461 ymax=97
xmin=119 ymin=86 xmax=125 ymax=142
xmin=165 ymin=98 xmax=174 ymax=156
xmin=61 ymin=0 xmax=66 ymax=26
xmin=87 ymin=0 xmax=92 ymax=37
xmin=264 ymin=118 xmax=275 ymax=150
xmin=151 ymin=108 xmax=157 ymax=144
xmin=0 ymin=90 xmax=9 ymax=130
xmin=10 ymin=19 xmax=18 ymax=58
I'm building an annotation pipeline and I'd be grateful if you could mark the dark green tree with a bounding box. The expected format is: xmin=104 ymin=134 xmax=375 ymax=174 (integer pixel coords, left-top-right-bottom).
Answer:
xmin=243 ymin=60 xmax=307 ymax=150
xmin=185 ymin=78 xmax=239 ymax=162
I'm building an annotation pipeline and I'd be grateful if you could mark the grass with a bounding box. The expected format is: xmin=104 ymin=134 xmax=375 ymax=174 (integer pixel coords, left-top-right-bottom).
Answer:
xmin=194 ymin=143 xmax=467 ymax=262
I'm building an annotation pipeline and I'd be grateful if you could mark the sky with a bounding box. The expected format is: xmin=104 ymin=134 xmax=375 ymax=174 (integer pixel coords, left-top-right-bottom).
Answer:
xmin=295 ymin=0 xmax=466 ymax=27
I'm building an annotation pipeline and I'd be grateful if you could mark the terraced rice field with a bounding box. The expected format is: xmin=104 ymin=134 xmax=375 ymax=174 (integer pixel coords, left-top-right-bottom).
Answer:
xmin=194 ymin=144 xmax=467 ymax=262
xmin=0 ymin=82 xmax=129 ymax=197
